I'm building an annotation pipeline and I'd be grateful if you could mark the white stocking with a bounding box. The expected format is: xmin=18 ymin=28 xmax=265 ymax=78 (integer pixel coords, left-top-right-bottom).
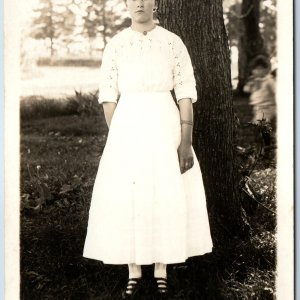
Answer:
xmin=154 ymin=262 xmax=167 ymax=278
xmin=128 ymin=263 xmax=142 ymax=279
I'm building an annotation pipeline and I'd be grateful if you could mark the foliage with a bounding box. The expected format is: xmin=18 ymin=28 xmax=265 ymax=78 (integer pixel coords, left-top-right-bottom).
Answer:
xmin=31 ymin=0 xmax=56 ymax=41
xmin=260 ymin=0 xmax=277 ymax=57
xmin=83 ymin=0 xmax=107 ymax=40
xmin=219 ymin=99 xmax=277 ymax=299
xmin=20 ymin=97 xmax=75 ymax=120
xmin=29 ymin=0 xmax=131 ymax=57
xmin=28 ymin=0 xmax=276 ymax=63
xmin=31 ymin=0 xmax=77 ymax=56
xmin=20 ymin=91 xmax=101 ymax=121
xmin=225 ymin=0 xmax=277 ymax=58
xmin=82 ymin=0 xmax=131 ymax=47
xmin=223 ymin=162 xmax=276 ymax=298
xmin=70 ymin=90 xmax=101 ymax=116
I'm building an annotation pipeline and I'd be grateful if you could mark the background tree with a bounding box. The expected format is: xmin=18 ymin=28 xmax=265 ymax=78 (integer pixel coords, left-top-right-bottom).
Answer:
xmin=83 ymin=0 xmax=106 ymax=53
xmin=31 ymin=0 xmax=57 ymax=57
xmin=31 ymin=0 xmax=76 ymax=57
xmin=224 ymin=0 xmax=276 ymax=92
xmin=260 ymin=0 xmax=277 ymax=58
xmin=55 ymin=0 xmax=77 ymax=55
xmin=82 ymin=0 xmax=130 ymax=55
xmin=157 ymin=0 xmax=250 ymax=250
xmin=224 ymin=1 xmax=242 ymax=47
xmin=237 ymin=0 xmax=269 ymax=92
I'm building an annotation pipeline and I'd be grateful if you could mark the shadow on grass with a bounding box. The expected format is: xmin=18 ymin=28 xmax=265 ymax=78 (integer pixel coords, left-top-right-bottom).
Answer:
xmin=21 ymin=213 xmax=228 ymax=300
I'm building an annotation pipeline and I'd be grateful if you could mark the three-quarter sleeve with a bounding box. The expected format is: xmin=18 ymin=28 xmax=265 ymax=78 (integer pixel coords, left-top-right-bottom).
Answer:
xmin=172 ymin=36 xmax=197 ymax=103
xmin=98 ymin=40 xmax=119 ymax=104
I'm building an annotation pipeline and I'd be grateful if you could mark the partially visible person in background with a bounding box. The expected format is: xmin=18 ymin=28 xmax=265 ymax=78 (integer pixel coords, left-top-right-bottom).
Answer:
xmin=243 ymin=55 xmax=277 ymax=154
xmin=244 ymin=55 xmax=276 ymax=127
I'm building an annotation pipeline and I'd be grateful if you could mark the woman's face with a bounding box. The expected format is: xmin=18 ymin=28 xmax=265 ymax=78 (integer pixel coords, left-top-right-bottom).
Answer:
xmin=126 ymin=0 xmax=156 ymax=24
xmin=252 ymin=66 xmax=268 ymax=77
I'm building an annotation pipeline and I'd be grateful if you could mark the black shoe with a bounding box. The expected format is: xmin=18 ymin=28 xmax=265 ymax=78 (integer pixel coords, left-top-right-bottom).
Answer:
xmin=155 ymin=277 xmax=168 ymax=298
xmin=121 ymin=278 xmax=142 ymax=299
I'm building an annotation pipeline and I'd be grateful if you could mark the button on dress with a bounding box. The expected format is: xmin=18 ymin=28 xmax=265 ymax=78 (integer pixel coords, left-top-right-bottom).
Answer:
xmin=83 ymin=25 xmax=213 ymax=265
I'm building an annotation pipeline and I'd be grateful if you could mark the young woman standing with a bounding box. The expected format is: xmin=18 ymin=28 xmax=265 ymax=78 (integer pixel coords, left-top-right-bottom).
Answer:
xmin=83 ymin=0 xmax=213 ymax=298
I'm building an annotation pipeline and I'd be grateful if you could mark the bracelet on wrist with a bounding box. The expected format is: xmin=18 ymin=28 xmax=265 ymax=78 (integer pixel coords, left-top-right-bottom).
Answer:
xmin=180 ymin=119 xmax=193 ymax=126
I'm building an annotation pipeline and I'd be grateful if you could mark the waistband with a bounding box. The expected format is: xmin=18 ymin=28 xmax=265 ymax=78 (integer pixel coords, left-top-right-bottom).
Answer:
xmin=120 ymin=90 xmax=172 ymax=96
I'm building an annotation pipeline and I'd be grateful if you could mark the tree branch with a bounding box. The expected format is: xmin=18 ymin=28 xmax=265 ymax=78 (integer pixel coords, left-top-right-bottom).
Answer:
xmin=229 ymin=4 xmax=254 ymax=19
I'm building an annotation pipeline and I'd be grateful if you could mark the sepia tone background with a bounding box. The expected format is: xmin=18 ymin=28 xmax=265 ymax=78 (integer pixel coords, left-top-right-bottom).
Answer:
xmin=20 ymin=0 xmax=277 ymax=97
xmin=15 ymin=0 xmax=291 ymax=299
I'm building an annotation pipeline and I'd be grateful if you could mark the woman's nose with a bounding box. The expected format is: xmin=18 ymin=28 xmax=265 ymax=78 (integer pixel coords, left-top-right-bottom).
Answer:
xmin=137 ymin=0 xmax=144 ymax=7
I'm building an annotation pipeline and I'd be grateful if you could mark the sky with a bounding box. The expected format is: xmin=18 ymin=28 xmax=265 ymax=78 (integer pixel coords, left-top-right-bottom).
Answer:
xmin=20 ymin=0 xmax=39 ymax=24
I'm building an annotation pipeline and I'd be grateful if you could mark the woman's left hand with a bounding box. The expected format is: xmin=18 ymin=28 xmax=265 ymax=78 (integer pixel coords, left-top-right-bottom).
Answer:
xmin=177 ymin=142 xmax=194 ymax=174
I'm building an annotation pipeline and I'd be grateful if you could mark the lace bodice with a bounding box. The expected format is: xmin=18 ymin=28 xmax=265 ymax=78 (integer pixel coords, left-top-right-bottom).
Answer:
xmin=98 ymin=25 xmax=197 ymax=104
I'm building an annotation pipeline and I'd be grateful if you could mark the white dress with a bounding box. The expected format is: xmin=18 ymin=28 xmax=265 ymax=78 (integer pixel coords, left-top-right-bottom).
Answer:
xmin=83 ymin=25 xmax=213 ymax=265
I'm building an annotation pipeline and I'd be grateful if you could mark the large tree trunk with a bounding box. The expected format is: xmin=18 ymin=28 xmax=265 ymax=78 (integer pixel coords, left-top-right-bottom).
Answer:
xmin=157 ymin=0 xmax=249 ymax=250
xmin=237 ymin=0 xmax=268 ymax=92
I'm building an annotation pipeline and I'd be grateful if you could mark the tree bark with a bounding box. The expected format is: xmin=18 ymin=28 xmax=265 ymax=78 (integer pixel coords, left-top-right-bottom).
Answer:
xmin=50 ymin=37 xmax=54 ymax=57
xmin=157 ymin=0 xmax=249 ymax=249
xmin=237 ymin=0 xmax=268 ymax=92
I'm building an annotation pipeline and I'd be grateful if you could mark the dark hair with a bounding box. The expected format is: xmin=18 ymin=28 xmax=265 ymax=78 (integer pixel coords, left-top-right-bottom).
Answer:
xmin=250 ymin=55 xmax=270 ymax=70
xmin=253 ymin=59 xmax=269 ymax=69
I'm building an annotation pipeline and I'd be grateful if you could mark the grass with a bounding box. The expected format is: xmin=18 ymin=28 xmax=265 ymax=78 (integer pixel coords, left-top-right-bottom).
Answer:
xmin=20 ymin=91 xmax=100 ymax=121
xmin=20 ymin=93 xmax=276 ymax=299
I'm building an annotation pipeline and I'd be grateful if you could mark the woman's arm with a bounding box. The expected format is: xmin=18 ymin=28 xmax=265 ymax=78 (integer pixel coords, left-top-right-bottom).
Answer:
xmin=103 ymin=102 xmax=117 ymax=128
xmin=177 ymin=98 xmax=194 ymax=174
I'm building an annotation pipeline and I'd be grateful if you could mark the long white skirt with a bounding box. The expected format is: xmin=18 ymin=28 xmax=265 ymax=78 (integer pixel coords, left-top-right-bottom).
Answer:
xmin=83 ymin=91 xmax=213 ymax=265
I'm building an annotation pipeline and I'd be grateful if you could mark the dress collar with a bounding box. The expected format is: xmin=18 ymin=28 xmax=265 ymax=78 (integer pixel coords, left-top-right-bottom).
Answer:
xmin=128 ymin=25 xmax=159 ymax=37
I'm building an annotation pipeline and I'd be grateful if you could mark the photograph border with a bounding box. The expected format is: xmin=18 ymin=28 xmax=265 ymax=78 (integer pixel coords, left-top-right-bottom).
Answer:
xmin=0 ymin=0 xmax=4 ymax=297
xmin=4 ymin=0 xmax=295 ymax=299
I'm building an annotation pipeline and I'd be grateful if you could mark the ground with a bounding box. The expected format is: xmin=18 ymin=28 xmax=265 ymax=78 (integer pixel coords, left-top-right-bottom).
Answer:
xmin=20 ymin=94 xmax=276 ymax=299
xmin=21 ymin=66 xmax=101 ymax=98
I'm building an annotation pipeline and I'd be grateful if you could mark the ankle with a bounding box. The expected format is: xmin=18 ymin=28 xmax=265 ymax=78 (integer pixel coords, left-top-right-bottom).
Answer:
xmin=128 ymin=263 xmax=142 ymax=279
xmin=154 ymin=263 xmax=167 ymax=278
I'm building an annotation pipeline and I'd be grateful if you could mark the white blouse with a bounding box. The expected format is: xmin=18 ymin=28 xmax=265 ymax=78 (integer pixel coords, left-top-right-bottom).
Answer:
xmin=98 ymin=25 xmax=197 ymax=104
